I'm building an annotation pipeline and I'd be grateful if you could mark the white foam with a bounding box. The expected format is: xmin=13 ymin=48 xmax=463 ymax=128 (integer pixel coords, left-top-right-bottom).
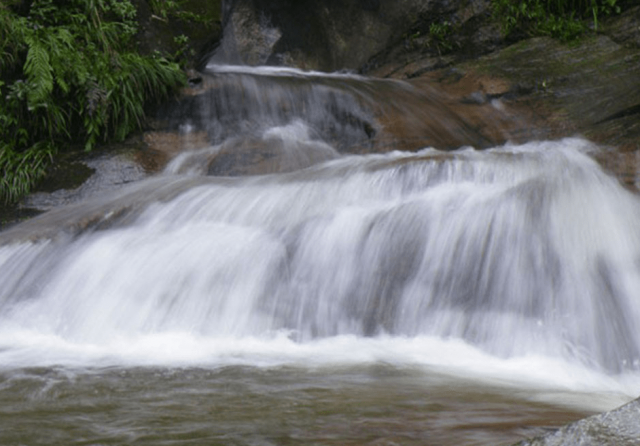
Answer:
xmin=1 ymin=138 xmax=640 ymax=411
xmin=205 ymin=64 xmax=364 ymax=79
xmin=0 ymin=329 xmax=635 ymax=410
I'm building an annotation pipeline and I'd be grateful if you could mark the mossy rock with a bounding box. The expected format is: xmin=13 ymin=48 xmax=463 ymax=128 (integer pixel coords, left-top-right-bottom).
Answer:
xmin=445 ymin=33 xmax=640 ymax=152
xmin=134 ymin=0 xmax=223 ymax=69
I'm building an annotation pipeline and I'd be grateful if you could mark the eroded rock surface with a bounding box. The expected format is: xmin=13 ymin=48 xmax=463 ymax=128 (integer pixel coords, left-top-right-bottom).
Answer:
xmin=211 ymin=0 xmax=498 ymax=72
xmin=513 ymin=396 xmax=640 ymax=446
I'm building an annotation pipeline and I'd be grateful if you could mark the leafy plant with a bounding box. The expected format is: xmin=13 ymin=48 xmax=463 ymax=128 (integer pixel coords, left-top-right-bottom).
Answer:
xmin=429 ymin=20 xmax=454 ymax=55
xmin=149 ymin=0 xmax=214 ymax=25
xmin=0 ymin=0 xmax=186 ymax=204
xmin=149 ymin=0 xmax=179 ymax=20
xmin=492 ymin=0 xmax=621 ymax=40
xmin=0 ymin=141 xmax=55 ymax=204
xmin=403 ymin=20 xmax=455 ymax=56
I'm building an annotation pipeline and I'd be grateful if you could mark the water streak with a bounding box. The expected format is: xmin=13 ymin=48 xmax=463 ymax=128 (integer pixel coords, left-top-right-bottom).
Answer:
xmin=166 ymin=65 xmax=496 ymax=156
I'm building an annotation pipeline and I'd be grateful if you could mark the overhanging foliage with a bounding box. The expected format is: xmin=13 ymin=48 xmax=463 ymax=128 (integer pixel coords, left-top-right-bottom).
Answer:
xmin=0 ymin=0 xmax=186 ymax=204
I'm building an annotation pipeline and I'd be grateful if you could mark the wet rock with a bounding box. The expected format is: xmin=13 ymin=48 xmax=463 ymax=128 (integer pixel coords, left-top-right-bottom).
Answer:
xmin=142 ymin=130 xmax=212 ymax=171
xmin=363 ymin=0 xmax=502 ymax=77
xmin=161 ymin=67 xmax=518 ymax=159
xmin=605 ymin=6 xmax=640 ymax=49
xmin=132 ymin=0 xmax=222 ymax=69
xmin=21 ymin=145 xmax=150 ymax=212
xmin=206 ymin=134 xmax=339 ymax=176
xmin=0 ymin=175 xmax=213 ymax=243
xmin=409 ymin=32 xmax=640 ymax=185
xmin=211 ymin=0 xmax=497 ymax=72
xmin=513 ymin=396 xmax=640 ymax=446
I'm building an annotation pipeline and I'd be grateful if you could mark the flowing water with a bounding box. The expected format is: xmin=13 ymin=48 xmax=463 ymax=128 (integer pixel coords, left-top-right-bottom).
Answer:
xmin=1 ymin=66 xmax=640 ymax=445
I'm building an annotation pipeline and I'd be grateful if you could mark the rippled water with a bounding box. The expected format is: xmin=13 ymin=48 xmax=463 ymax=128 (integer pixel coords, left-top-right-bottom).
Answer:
xmin=0 ymin=364 xmax=604 ymax=446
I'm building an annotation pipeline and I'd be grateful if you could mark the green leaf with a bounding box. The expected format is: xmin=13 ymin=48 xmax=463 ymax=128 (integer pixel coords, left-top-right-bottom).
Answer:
xmin=23 ymin=34 xmax=54 ymax=107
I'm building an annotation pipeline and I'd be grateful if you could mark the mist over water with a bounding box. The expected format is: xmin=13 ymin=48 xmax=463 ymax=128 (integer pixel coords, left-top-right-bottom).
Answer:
xmin=1 ymin=66 xmax=640 ymax=445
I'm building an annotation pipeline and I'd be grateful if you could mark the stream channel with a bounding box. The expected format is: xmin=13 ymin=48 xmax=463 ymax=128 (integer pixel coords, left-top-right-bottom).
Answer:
xmin=1 ymin=66 xmax=639 ymax=445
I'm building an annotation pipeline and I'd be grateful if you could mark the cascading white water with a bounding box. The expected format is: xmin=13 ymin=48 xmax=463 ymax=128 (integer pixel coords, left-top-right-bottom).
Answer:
xmin=1 ymin=136 xmax=640 ymax=388
xmin=1 ymin=68 xmax=639 ymax=412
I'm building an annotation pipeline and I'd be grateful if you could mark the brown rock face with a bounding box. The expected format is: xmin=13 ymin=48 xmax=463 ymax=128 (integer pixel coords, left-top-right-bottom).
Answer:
xmin=415 ymin=33 xmax=640 ymax=186
xmin=141 ymin=67 xmax=520 ymax=177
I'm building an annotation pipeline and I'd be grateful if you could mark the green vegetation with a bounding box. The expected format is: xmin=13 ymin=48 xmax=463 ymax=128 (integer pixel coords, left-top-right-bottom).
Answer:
xmin=404 ymin=20 xmax=456 ymax=56
xmin=429 ymin=20 xmax=454 ymax=55
xmin=0 ymin=0 xmax=187 ymax=204
xmin=493 ymin=0 xmax=621 ymax=41
xmin=408 ymin=0 xmax=623 ymax=57
xmin=146 ymin=0 xmax=221 ymax=69
xmin=149 ymin=0 xmax=213 ymax=24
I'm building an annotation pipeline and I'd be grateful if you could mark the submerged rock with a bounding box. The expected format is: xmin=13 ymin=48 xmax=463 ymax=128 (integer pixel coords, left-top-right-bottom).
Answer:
xmin=514 ymin=396 xmax=640 ymax=446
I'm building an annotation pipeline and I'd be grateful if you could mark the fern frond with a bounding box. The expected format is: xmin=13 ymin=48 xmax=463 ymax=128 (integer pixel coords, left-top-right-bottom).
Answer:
xmin=1 ymin=0 xmax=188 ymax=202
xmin=23 ymin=33 xmax=54 ymax=108
xmin=0 ymin=142 xmax=55 ymax=204
xmin=46 ymin=28 xmax=75 ymax=94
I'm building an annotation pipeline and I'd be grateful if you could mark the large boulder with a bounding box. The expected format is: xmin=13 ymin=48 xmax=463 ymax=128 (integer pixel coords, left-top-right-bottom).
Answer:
xmin=133 ymin=0 xmax=222 ymax=69
xmin=375 ymin=6 xmax=640 ymax=186
xmin=209 ymin=0 xmax=498 ymax=72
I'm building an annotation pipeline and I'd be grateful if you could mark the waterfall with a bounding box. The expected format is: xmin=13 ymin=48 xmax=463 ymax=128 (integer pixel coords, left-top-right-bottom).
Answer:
xmin=165 ymin=65 xmax=496 ymax=158
xmin=1 ymin=67 xmax=639 ymax=399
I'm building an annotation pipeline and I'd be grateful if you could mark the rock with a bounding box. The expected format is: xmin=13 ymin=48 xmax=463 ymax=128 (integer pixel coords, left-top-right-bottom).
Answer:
xmin=132 ymin=0 xmax=222 ymax=69
xmin=409 ymin=31 xmax=640 ymax=185
xmin=604 ymin=6 xmax=640 ymax=49
xmin=206 ymin=133 xmax=339 ymax=176
xmin=210 ymin=0 xmax=499 ymax=72
xmin=21 ymin=146 xmax=149 ymax=212
xmin=363 ymin=0 xmax=503 ymax=77
xmin=142 ymin=130 xmax=212 ymax=171
xmin=0 ymin=175 xmax=212 ymax=243
xmin=468 ymin=35 xmax=640 ymax=140
xmin=213 ymin=0 xmax=283 ymax=66
xmin=513 ymin=396 xmax=640 ymax=446
xmin=157 ymin=66 xmax=522 ymax=162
